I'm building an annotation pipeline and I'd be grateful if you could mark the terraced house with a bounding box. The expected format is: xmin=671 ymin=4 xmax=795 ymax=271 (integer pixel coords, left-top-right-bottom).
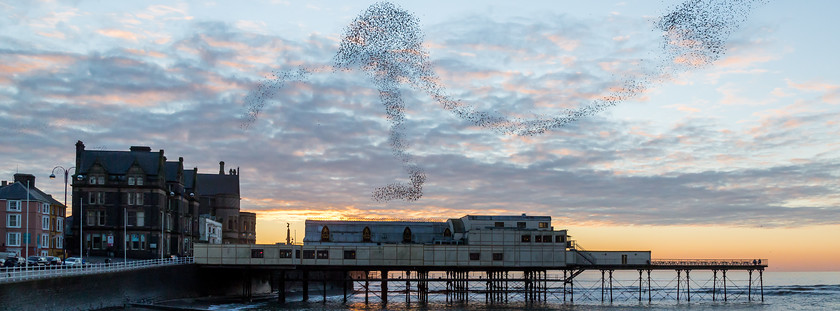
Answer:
xmin=0 ymin=174 xmax=65 ymax=258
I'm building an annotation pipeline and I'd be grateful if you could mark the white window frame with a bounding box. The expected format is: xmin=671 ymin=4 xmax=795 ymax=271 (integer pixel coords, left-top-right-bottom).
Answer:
xmin=137 ymin=211 xmax=144 ymax=227
xmin=41 ymin=233 xmax=49 ymax=248
xmin=7 ymin=214 xmax=21 ymax=228
xmin=56 ymin=218 xmax=63 ymax=232
xmin=7 ymin=232 xmax=20 ymax=246
xmin=42 ymin=215 xmax=50 ymax=230
xmin=55 ymin=235 xmax=63 ymax=249
xmin=7 ymin=200 xmax=21 ymax=212
xmin=128 ymin=177 xmax=135 ymax=185
xmin=136 ymin=177 xmax=143 ymax=185
xmin=136 ymin=192 xmax=143 ymax=205
xmin=42 ymin=203 xmax=50 ymax=214
xmin=127 ymin=193 xmax=135 ymax=205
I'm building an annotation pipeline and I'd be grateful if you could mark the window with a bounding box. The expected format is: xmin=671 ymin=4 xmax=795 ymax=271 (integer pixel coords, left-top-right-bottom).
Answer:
xmin=492 ymin=253 xmax=504 ymax=261
xmin=543 ymin=235 xmax=552 ymax=243
xmin=7 ymin=214 xmax=21 ymax=228
xmin=494 ymin=222 xmax=504 ymax=228
xmin=320 ymin=226 xmax=330 ymax=242
xmin=316 ymin=250 xmax=329 ymax=259
xmin=136 ymin=177 xmax=143 ymax=186
xmin=303 ymin=250 xmax=315 ymax=259
xmin=87 ymin=211 xmax=96 ymax=226
xmin=344 ymin=250 xmax=356 ymax=259
xmin=41 ymin=234 xmax=49 ymax=248
xmin=469 ymin=253 xmax=480 ymax=260
xmin=443 ymin=228 xmax=452 ymax=238
xmin=136 ymin=193 xmax=143 ymax=205
xmin=7 ymin=232 xmax=21 ymax=246
xmin=621 ymin=254 xmax=628 ymax=265
xmin=362 ymin=227 xmax=371 ymax=242
xmin=88 ymin=211 xmax=105 ymax=226
xmin=99 ymin=211 xmax=106 ymax=226
xmin=42 ymin=216 xmax=50 ymax=230
xmin=136 ymin=212 xmax=144 ymax=227
xmin=296 ymin=250 xmax=301 ymax=259
xmin=279 ymin=249 xmax=292 ymax=258
xmin=7 ymin=200 xmax=21 ymax=211
xmin=402 ymin=227 xmax=412 ymax=243
xmin=56 ymin=218 xmax=63 ymax=232
xmin=55 ymin=236 xmax=63 ymax=249
xmin=42 ymin=203 xmax=50 ymax=214
xmin=127 ymin=193 xmax=134 ymax=205
xmin=251 ymin=249 xmax=264 ymax=258
xmin=128 ymin=212 xmax=136 ymax=226
xmin=538 ymin=222 xmax=549 ymax=228
xmin=127 ymin=192 xmax=143 ymax=205
xmin=517 ymin=222 xmax=526 ymax=228
xmin=88 ymin=175 xmax=105 ymax=185
xmin=129 ymin=175 xmax=144 ymax=186
xmin=140 ymin=235 xmax=146 ymax=249
xmin=555 ymin=235 xmax=565 ymax=243
xmin=535 ymin=235 xmax=542 ymax=243
xmin=128 ymin=177 xmax=135 ymax=185
xmin=521 ymin=234 xmax=531 ymax=242
xmin=89 ymin=192 xmax=104 ymax=205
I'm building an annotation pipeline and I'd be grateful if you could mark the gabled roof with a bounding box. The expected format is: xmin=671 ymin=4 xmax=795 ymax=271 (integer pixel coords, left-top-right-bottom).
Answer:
xmin=165 ymin=161 xmax=181 ymax=182
xmin=196 ymin=173 xmax=239 ymax=196
xmin=183 ymin=169 xmax=197 ymax=190
xmin=0 ymin=182 xmax=62 ymax=205
xmin=78 ymin=150 xmax=162 ymax=175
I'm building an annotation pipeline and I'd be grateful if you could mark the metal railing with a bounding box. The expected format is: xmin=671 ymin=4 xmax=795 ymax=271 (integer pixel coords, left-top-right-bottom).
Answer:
xmin=0 ymin=257 xmax=194 ymax=284
xmin=650 ymin=259 xmax=768 ymax=266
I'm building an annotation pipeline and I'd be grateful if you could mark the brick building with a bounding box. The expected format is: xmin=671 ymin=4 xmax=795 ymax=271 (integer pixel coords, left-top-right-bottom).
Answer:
xmin=1 ymin=174 xmax=65 ymax=258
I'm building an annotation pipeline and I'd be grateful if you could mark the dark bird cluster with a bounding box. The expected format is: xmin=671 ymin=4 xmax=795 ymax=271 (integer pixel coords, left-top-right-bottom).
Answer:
xmin=242 ymin=0 xmax=764 ymax=202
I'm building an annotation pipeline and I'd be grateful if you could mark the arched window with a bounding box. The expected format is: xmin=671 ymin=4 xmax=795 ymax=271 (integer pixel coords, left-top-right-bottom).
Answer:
xmin=362 ymin=227 xmax=372 ymax=242
xmin=402 ymin=227 xmax=412 ymax=243
xmin=320 ymin=226 xmax=330 ymax=242
xmin=443 ymin=228 xmax=452 ymax=238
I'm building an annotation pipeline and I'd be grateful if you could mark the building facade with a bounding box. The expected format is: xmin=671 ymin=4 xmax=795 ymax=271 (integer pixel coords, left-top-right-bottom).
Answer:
xmin=196 ymin=163 xmax=255 ymax=244
xmin=69 ymin=141 xmax=253 ymax=259
xmin=0 ymin=174 xmax=65 ymax=258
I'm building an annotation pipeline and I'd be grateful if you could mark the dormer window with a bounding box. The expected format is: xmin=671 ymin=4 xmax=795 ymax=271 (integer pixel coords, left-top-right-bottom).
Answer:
xmin=362 ymin=227 xmax=371 ymax=242
xmin=443 ymin=228 xmax=452 ymax=238
xmin=127 ymin=175 xmax=144 ymax=186
xmin=402 ymin=227 xmax=412 ymax=243
xmin=321 ymin=226 xmax=330 ymax=242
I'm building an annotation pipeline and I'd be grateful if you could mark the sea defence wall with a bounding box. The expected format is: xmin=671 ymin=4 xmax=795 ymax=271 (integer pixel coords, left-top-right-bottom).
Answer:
xmin=0 ymin=265 xmax=273 ymax=311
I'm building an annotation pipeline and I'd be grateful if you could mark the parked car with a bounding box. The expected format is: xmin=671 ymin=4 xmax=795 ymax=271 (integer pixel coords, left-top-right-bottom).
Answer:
xmin=26 ymin=256 xmax=48 ymax=266
xmin=46 ymin=256 xmax=62 ymax=266
xmin=63 ymin=257 xmax=85 ymax=267
xmin=3 ymin=257 xmax=20 ymax=267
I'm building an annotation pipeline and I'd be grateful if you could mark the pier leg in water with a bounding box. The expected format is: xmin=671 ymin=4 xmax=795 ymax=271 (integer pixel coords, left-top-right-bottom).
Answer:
xmin=278 ymin=270 xmax=286 ymax=304
xmin=676 ymin=270 xmax=681 ymax=302
xmin=406 ymin=271 xmax=410 ymax=303
xmin=303 ymin=270 xmax=309 ymax=302
xmin=748 ymin=269 xmax=753 ymax=301
xmin=723 ymin=270 xmax=728 ymax=302
xmin=712 ymin=270 xmax=717 ymax=301
xmin=638 ymin=269 xmax=642 ymax=302
xmin=364 ymin=271 xmax=369 ymax=304
xmin=323 ymin=273 xmax=327 ymax=303
xmin=686 ymin=270 xmax=690 ymax=302
xmin=381 ymin=270 xmax=388 ymax=305
xmin=601 ymin=270 xmax=605 ymax=303
xmin=647 ymin=270 xmax=652 ymax=303
xmin=760 ymin=269 xmax=764 ymax=302
xmin=343 ymin=271 xmax=347 ymax=304
xmin=609 ymin=270 xmax=614 ymax=303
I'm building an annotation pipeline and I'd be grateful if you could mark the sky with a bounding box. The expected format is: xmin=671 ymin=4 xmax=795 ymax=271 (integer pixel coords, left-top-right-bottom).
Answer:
xmin=1 ymin=0 xmax=839 ymax=271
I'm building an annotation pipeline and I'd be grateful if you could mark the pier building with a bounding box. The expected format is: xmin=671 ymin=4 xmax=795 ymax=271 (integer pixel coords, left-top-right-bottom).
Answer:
xmin=194 ymin=214 xmax=768 ymax=304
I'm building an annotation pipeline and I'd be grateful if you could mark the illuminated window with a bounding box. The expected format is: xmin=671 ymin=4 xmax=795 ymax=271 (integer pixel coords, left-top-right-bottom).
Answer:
xmin=344 ymin=250 xmax=356 ymax=259
xmin=521 ymin=235 xmax=531 ymax=242
xmin=316 ymin=250 xmax=329 ymax=259
xmin=321 ymin=226 xmax=330 ymax=242
xmin=538 ymin=222 xmax=549 ymax=228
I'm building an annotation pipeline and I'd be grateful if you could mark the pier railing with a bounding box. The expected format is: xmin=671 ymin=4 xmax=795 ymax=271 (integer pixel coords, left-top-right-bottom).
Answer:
xmin=0 ymin=257 xmax=194 ymax=284
xmin=650 ymin=259 xmax=768 ymax=267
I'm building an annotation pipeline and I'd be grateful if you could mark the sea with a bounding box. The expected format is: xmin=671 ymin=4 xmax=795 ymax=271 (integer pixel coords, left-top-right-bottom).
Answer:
xmin=135 ymin=271 xmax=839 ymax=311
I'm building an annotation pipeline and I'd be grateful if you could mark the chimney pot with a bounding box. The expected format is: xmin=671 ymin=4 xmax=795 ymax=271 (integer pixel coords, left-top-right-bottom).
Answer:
xmin=219 ymin=161 xmax=225 ymax=175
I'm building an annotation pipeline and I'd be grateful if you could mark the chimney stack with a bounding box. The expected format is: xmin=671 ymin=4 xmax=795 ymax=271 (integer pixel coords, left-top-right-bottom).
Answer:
xmin=13 ymin=173 xmax=36 ymax=188
xmin=130 ymin=146 xmax=152 ymax=152
xmin=219 ymin=161 xmax=225 ymax=175
xmin=1 ymin=180 xmax=7 ymax=186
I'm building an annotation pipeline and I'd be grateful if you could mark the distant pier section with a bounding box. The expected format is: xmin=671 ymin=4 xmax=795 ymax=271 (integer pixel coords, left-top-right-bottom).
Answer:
xmin=194 ymin=214 xmax=767 ymax=304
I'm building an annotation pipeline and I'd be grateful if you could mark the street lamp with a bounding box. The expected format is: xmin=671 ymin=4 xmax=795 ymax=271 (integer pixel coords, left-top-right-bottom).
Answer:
xmin=50 ymin=166 xmax=75 ymax=260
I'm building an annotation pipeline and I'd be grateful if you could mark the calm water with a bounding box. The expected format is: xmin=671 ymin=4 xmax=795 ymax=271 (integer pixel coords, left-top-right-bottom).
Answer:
xmin=153 ymin=271 xmax=840 ymax=311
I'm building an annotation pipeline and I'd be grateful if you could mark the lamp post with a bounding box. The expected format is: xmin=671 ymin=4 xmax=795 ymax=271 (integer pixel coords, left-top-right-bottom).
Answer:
xmin=50 ymin=166 xmax=75 ymax=260
xmin=25 ymin=180 xmax=30 ymax=267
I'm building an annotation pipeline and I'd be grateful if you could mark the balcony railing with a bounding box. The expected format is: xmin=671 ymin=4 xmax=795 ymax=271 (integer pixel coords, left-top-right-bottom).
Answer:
xmin=0 ymin=257 xmax=194 ymax=284
xmin=650 ymin=259 xmax=768 ymax=266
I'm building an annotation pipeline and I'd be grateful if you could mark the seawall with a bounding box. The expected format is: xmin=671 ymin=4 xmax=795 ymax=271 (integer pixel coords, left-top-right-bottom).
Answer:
xmin=0 ymin=265 xmax=273 ymax=311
